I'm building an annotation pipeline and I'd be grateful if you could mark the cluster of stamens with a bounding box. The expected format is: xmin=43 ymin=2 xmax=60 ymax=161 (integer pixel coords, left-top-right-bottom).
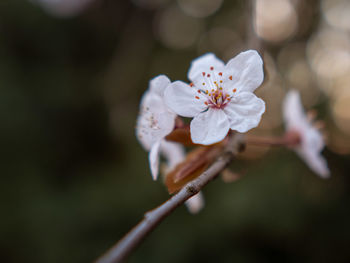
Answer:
xmin=192 ymin=66 xmax=235 ymax=109
xmin=138 ymin=107 xmax=160 ymax=139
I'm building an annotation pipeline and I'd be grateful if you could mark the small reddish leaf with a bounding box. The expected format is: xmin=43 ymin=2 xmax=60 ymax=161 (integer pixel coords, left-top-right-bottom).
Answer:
xmin=165 ymin=143 xmax=224 ymax=194
xmin=165 ymin=127 xmax=196 ymax=146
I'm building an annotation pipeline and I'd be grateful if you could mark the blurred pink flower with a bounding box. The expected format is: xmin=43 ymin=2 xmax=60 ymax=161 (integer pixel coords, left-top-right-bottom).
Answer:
xmin=283 ymin=90 xmax=330 ymax=178
xmin=165 ymin=50 xmax=265 ymax=145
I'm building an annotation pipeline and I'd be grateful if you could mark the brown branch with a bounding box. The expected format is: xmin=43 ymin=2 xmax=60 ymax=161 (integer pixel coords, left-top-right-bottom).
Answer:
xmin=95 ymin=134 xmax=245 ymax=263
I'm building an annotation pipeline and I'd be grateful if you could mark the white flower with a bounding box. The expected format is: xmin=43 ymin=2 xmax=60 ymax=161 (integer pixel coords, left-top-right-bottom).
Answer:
xmin=164 ymin=50 xmax=265 ymax=145
xmin=283 ymin=90 xmax=330 ymax=178
xmin=136 ymin=75 xmax=178 ymax=180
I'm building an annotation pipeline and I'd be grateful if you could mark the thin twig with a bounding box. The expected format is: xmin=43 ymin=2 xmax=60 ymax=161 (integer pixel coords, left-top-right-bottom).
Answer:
xmin=95 ymin=134 xmax=244 ymax=263
xmin=245 ymin=135 xmax=288 ymax=147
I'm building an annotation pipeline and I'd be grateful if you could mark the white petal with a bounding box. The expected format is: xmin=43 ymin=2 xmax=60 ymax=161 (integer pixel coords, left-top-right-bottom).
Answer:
xmin=283 ymin=90 xmax=307 ymax=130
xmin=160 ymin=141 xmax=186 ymax=170
xmin=136 ymin=87 xmax=176 ymax=150
xmin=224 ymin=50 xmax=264 ymax=93
xmin=188 ymin=53 xmax=225 ymax=81
xmin=190 ymin=108 xmax=230 ymax=145
xmin=296 ymin=148 xmax=330 ymax=179
xmin=149 ymin=75 xmax=171 ymax=98
xmin=303 ymin=127 xmax=325 ymax=153
xmin=223 ymin=92 xmax=265 ymax=133
xmin=140 ymin=89 xmax=166 ymax=115
xmin=295 ymin=124 xmax=329 ymax=178
xmin=185 ymin=192 xmax=205 ymax=214
xmin=164 ymin=81 xmax=207 ymax=118
xmin=149 ymin=140 xmax=161 ymax=180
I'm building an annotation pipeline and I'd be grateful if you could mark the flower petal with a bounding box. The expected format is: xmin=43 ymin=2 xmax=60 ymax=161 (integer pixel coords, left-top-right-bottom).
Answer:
xmin=149 ymin=75 xmax=171 ymax=97
xmin=296 ymin=148 xmax=330 ymax=179
xmin=224 ymin=50 xmax=264 ymax=93
xmin=283 ymin=90 xmax=307 ymax=130
xmin=223 ymin=92 xmax=265 ymax=133
xmin=136 ymin=94 xmax=176 ymax=150
xmin=188 ymin=53 xmax=225 ymax=81
xmin=149 ymin=140 xmax=161 ymax=180
xmin=296 ymin=123 xmax=329 ymax=178
xmin=303 ymin=126 xmax=325 ymax=153
xmin=136 ymin=82 xmax=176 ymax=150
xmin=164 ymin=81 xmax=207 ymax=118
xmin=160 ymin=141 xmax=186 ymax=170
xmin=190 ymin=108 xmax=230 ymax=145
xmin=185 ymin=192 xmax=205 ymax=214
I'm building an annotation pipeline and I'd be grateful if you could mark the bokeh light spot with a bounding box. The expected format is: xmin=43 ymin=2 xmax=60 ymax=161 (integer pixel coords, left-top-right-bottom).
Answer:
xmin=254 ymin=0 xmax=298 ymax=43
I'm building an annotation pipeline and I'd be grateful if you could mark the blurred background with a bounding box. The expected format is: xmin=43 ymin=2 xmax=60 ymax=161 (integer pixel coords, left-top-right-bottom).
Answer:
xmin=1 ymin=0 xmax=350 ymax=262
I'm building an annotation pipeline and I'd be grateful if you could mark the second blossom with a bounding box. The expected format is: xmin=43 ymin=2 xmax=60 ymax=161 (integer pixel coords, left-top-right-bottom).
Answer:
xmin=164 ymin=50 xmax=266 ymax=145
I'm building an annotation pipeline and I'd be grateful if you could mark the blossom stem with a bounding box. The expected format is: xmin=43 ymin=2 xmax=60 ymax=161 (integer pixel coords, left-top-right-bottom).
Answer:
xmin=245 ymin=135 xmax=289 ymax=147
xmin=95 ymin=134 xmax=245 ymax=263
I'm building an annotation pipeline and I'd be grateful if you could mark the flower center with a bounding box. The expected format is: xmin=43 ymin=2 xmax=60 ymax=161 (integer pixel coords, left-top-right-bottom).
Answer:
xmin=193 ymin=66 xmax=236 ymax=110
xmin=207 ymin=90 xmax=230 ymax=109
xmin=285 ymin=130 xmax=302 ymax=147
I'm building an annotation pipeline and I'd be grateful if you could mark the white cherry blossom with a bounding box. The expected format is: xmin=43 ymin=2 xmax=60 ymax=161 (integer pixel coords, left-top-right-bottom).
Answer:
xmin=283 ymin=90 xmax=330 ymax=178
xmin=136 ymin=75 xmax=178 ymax=180
xmin=164 ymin=50 xmax=265 ymax=145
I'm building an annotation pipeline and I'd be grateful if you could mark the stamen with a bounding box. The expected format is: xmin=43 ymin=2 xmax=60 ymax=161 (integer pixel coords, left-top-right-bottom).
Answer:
xmin=229 ymin=76 xmax=233 ymax=80
xmin=204 ymin=101 xmax=208 ymax=105
xmin=190 ymin=82 xmax=194 ymax=87
xmin=195 ymin=96 xmax=200 ymax=100
xmin=233 ymin=88 xmax=237 ymax=92
xmin=207 ymin=74 xmax=211 ymax=77
xmin=219 ymin=72 xmax=223 ymax=76
xmin=202 ymin=72 xmax=205 ymax=76
xmin=220 ymin=80 xmax=223 ymax=83
xmin=210 ymin=66 xmax=214 ymax=70
xmin=202 ymin=83 xmax=205 ymax=85
xmin=197 ymin=89 xmax=201 ymax=93
xmin=205 ymin=90 xmax=208 ymax=94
